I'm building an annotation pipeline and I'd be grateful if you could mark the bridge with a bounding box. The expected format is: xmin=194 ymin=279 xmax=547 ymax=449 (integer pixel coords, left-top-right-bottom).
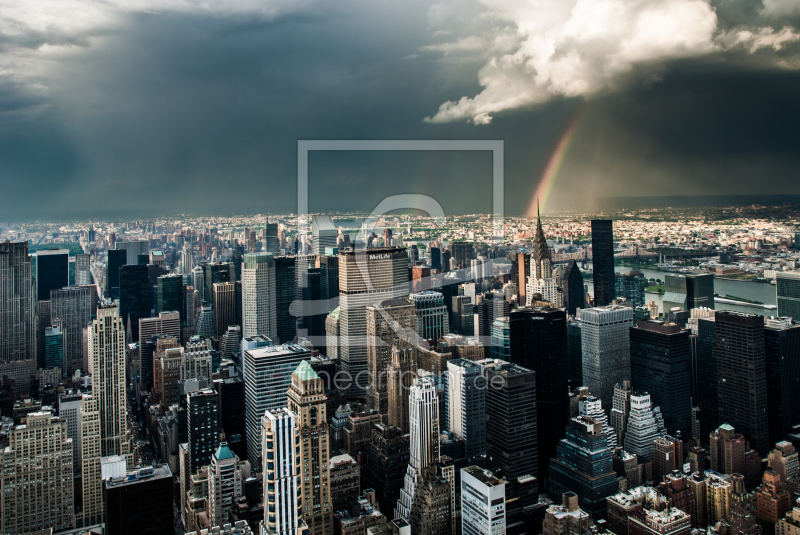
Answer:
xmin=550 ymin=244 xmax=659 ymax=265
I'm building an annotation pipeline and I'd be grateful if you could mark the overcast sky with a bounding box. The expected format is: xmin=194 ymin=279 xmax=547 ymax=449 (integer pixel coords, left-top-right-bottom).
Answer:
xmin=1 ymin=0 xmax=799 ymax=220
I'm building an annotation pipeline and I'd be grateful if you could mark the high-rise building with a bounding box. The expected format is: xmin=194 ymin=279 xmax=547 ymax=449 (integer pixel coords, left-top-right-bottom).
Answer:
xmin=192 ymin=266 xmax=205 ymax=302
xmin=566 ymin=321 xmax=582 ymax=389
xmin=287 ymin=361 xmax=333 ymax=534
xmin=76 ymin=253 xmax=91 ymax=286
xmin=764 ymin=317 xmax=800 ymax=447
xmin=446 ymin=358 xmax=486 ymax=458
xmin=580 ymin=305 xmax=634 ymax=412
xmin=274 ymin=256 xmax=297 ymax=344
xmin=610 ymin=381 xmax=632 ymax=446
xmin=339 ymin=247 xmax=408 ymax=397
xmin=756 ymin=469 xmax=791 ymax=524
xmin=696 ymin=315 xmax=718 ymax=439
xmin=451 ymin=295 xmax=474 ymax=336
xmin=208 ymin=443 xmax=245 ymax=527
xmin=410 ymin=464 xmax=453 ymax=535
xmin=103 ymin=464 xmax=173 ymax=535
xmin=1 ymin=411 xmax=75 ymax=535
xmin=579 ymin=395 xmax=618 ymax=448
xmin=204 ymin=262 xmax=231 ymax=309
xmin=509 ymin=306 xmax=568 ymax=484
xmin=715 ymin=311 xmax=769 ymax=455
xmin=490 ymin=316 xmax=511 ymax=361
xmin=562 ymin=260 xmax=584 ymax=316
xmin=366 ymin=298 xmax=416 ymax=414
xmin=526 ymin=212 xmax=558 ymax=305
xmin=386 ymin=347 xmax=417 ymax=434
xmin=623 ymin=392 xmax=667 ymax=462
xmin=78 ymin=394 xmax=103 ymax=527
xmin=138 ymin=311 xmax=180 ymax=354
xmin=662 ymin=274 xmax=715 ymax=312
xmin=0 ymin=242 xmax=37 ymax=394
xmin=591 ymin=219 xmax=615 ymax=307
xmin=312 ymin=215 xmax=338 ymax=256
xmin=410 ymin=290 xmax=449 ymax=342
xmin=119 ymin=264 xmax=150 ymax=341
xmin=652 ymin=435 xmax=684 ymax=484
xmin=461 ymin=465 xmax=506 ymax=535
xmin=709 ymin=424 xmax=763 ymax=487
xmin=543 ymin=492 xmax=593 ymax=535
xmin=777 ymin=272 xmax=800 ymax=320
xmin=243 ymin=342 xmax=312 ymax=468
xmin=187 ymin=388 xmax=220 ymax=473
xmin=116 ymin=240 xmax=149 ymax=266
xmin=477 ymin=291 xmax=510 ymax=345
xmin=629 ymin=319 xmax=692 ymax=437
xmin=549 ymin=416 xmax=619 ymax=519
xmin=106 ymin=248 xmax=127 ymax=299
xmin=181 ymin=243 xmax=194 ymax=275
xmin=44 ymin=325 xmax=64 ymax=370
xmin=213 ymin=281 xmax=237 ymax=337
xmin=261 ymin=408 xmax=303 ymax=535
xmin=241 ymin=253 xmax=276 ymax=340
xmin=615 ymin=271 xmax=647 ymax=308
xmin=50 ymin=286 xmax=92 ymax=375
xmin=776 ymin=500 xmax=800 ymax=535
xmin=34 ymin=248 xmax=69 ymax=302
xmin=767 ymin=442 xmax=799 ymax=481
xmin=88 ymin=303 xmax=132 ymax=462
xmin=397 ymin=376 xmax=440 ymax=521
xmin=157 ymin=274 xmax=184 ymax=327
xmin=58 ymin=391 xmax=83 ymax=467
xmin=367 ymin=423 xmax=410 ymax=516
xmin=483 ymin=360 xmax=538 ymax=485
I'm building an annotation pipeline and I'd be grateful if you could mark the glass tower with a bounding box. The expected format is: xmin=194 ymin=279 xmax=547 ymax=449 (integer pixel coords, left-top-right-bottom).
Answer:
xmin=591 ymin=219 xmax=615 ymax=307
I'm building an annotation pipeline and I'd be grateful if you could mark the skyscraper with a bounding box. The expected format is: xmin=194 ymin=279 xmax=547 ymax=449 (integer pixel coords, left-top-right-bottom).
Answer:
xmin=1 ymin=411 xmax=75 ymax=534
xmin=34 ymin=248 xmax=69 ymax=301
xmin=213 ymin=281 xmax=237 ymax=337
xmin=662 ymin=274 xmax=715 ymax=312
xmin=461 ymin=466 xmax=506 ymax=535
xmin=243 ymin=342 xmax=312 ymax=468
xmin=367 ymin=423 xmax=410 ymax=516
xmin=591 ymin=219 xmax=615 ymax=307
xmin=580 ymin=305 xmax=633 ymax=412
xmin=764 ymin=317 xmax=800 ymax=447
xmin=44 ymin=325 xmax=64 ymax=370
xmin=274 ymin=255 xmax=297 ymax=344
xmin=410 ymin=290 xmax=449 ymax=342
xmin=78 ymin=394 xmax=103 ymax=528
xmin=366 ymin=298 xmax=416 ymax=414
xmin=339 ymin=247 xmax=408 ymax=397
xmin=241 ymin=252 xmax=276 ymax=340
xmin=103 ymin=464 xmax=173 ymax=535
xmin=777 ymin=272 xmax=800 ymax=322
xmin=75 ymin=253 xmax=91 ymax=286
xmin=207 ymin=443 xmax=245 ymax=527
xmin=181 ymin=242 xmax=193 ymax=275
xmin=187 ymin=388 xmax=220 ymax=473
xmin=526 ymin=211 xmax=558 ymax=305
xmin=509 ymin=305 xmax=568 ymax=484
xmin=696 ymin=315 xmax=718 ymax=438
xmin=548 ymin=416 xmax=618 ymax=519
xmin=562 ymin=260 xmax=584 ymax=316
xmin=106 ymin=248 xmax=127 ymax=300
xmin=204 ymin=262 xmax=231 ymax=309
xmin=715 ymin=311 xmax=769 ymax=455
xmin=312 ymin=215 xmax=338 ymax=255
xmin=629 ymin=319 xmax=692 ymax=437
xmin=446 ymin=358 xmax=487 ymax=457
xmin=157 ymin=274 xmax=184 ymax=328
xmin=396 ymin=376 xmax=440 ymax=521
xmin=622 ymin=392 xmax=667 ymax=462
xmin=116 ymin=240 xmax=149 ymax=266
xmin=615 ymin=271 xmax=647 ymax=308
xmin=119 ymin=264 xmax=150 ymax=341
xmin=261 ymin=408 xmax=302 ymax=535
xmin=87 ymin=303 xmax=132 ymax=462
xmin=387 ymin=347 xmax=417 ymax=434
xmin=49 ymin=286 xmax=92 ymax=375
xmin=286 ymin=361 xmax=333 ymax=535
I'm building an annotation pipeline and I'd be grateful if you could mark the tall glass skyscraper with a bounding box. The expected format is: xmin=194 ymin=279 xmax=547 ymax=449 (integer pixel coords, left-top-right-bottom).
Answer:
xmin=663 ymin=273 xmax=715 ymax=312
xmin=34 ymin=249 xmax=69 ymax=301
xmin=696 ymin=315 xmax=718 ymax=438
xmin=410 ymin=290 xmax=449 ymax=342
xmin=777 ymin=272 xmax=800 ymax=321
xmin=580 ymin=305 xmax=634 ymax=412
xmin=0 ymin=241 xmax=36 ymax=395
xmin=274 ymin=256 xmax=296 ymax=344
xmin=106 ymin=249 xmax=127 ymax=300
xmin=591 ymin=219 xmax=615 ymax=307
xmin=119 ymin=264 xmax=151 ymax=341
xmin=241 ymin=253 xmax=276 ymax=341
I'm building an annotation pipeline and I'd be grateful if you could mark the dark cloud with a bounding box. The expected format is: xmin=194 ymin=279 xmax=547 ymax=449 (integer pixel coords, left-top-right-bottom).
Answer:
xmin=0 ymin=1 xmax=799 ymax=221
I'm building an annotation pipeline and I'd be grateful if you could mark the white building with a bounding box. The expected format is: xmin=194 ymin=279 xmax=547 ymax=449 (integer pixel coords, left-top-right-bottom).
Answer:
xmin=526 ymin=214 xmax=558 ymax=306
xmin=396 ymin=375 xmax=440 ymax=521
xmin=579 ymin=305 xmax=634 ymax=411
xmin=116 ymin=240 xmax=149 ymax=266
xmin=461 ymin=465 xmax=506 ymax=535
xmin=241 ymin=253 xmax=276 ymax=340
xmin=312 ymin=215 xmax=338 ymax=256
xmin=208 ymin=443 xmax=246 ymax=528
xmin=446 ymin=358 xmax=487 ymax=458
xmin=183 ymin=336 xmax=213 ymax=380
xmin=579 ymin=395 xmax=617 ymax=448
xmin=181 ymin=243 xmax=194 ymax=275
xmin=623 ymin=392 xmax=667 ymax=462
xmin=261 ymin=408 xmax=302 ymax=535
xmin=75 ymin=253 xmax=92 ymax=286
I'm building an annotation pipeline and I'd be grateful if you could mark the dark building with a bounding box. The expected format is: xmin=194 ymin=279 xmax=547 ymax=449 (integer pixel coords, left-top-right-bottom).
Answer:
xmin=212 ymin=281 xmax=237 ymax=337
xmin=146 ymin=264 xmax=169 ymax=311
xmin=366 ymin=423 xmax=410 ymax=517
xmin=716 ymin=311 xmax=768 ymax=455
xmin=139 ymin=336 xmax=156 ymax=390
xmin=103 ymin=464 xmax=173 ymax=535
xmin=764 ymin=318 xmax=800 ymax=447
xmin=106 ymin=248 xmax=127 ymax=300
xmin=561 ymin=260 xmax=584 ymax=316
xmin=119 ymin=264 xmax=151 ymax=341
xmin=477 ymin=291 xmax=510 ymax=346
xmin=629 ymin=319 xmax=692 ymax=437
xmin=508 ymin=307 xmax=568 ymax=486
xmin=517 ymin=252 xmax=531 ymax=305
xmin=483 ymin=361 xmax=537 ymax=484
xmin=591 ymin=219 xmax=615 ymax=307
xmin=204 ymin=262 xmax=230 ymax=308
xmin=449 ymin=242 xmax=474 ymax=269
xmin=137 ymin=253 xmax=149 ymax=266
xmin=615 ymin=271 xmax=647 ymax=308
xmin=213 ymin=375 xmax=247 ymax=460
xmin=319 ymin=254 xmax=340 ymax=317
xmin=548 ymin=416 xmax=618 ymax=519
xmin=430 ymin=247 xmax=441 ymax=272
xmin=297 ymin=267 xmax=324 ymax=340
xmin=187 ymin=388 xmax=220 ymax=473
xmin=157 ymin=274 xmax=184 ymax=329
xmin=696 ymin=316 xmax=718 ymax=438
xmin=441 ymin=250 xmax=451 ymax=273
xmin=35 ymin=249 xmax=69 ymax=302
xmin=663 ymin=274 xmax=715 ymax=312
xmin=274 ymin=256 xmax=297 ymax=344
xmin=566 ymin=322 xmax=582 ymax=390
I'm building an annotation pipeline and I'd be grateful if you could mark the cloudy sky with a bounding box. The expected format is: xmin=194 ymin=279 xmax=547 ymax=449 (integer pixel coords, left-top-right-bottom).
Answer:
xmin=1 ymin=0 xmax=799 ymax=220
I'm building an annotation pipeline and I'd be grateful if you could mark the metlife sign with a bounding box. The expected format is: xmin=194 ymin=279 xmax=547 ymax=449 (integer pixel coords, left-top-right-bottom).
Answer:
xmin=369 ymin=254 xmax=391 ymax=260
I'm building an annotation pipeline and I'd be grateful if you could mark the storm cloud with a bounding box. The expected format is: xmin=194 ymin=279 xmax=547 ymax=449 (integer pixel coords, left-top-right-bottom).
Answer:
xmin=0 ymin=0 xmax=798 ymax=220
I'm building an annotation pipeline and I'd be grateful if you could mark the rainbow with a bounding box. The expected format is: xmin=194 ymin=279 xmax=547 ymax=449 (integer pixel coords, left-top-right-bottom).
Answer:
xmin=526 ymin=106 xmax=585 ymax=217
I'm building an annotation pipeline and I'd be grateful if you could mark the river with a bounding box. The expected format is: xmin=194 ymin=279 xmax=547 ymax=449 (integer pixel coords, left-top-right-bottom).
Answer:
xmin=583 ymin=262 xmax=777 ymax=317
